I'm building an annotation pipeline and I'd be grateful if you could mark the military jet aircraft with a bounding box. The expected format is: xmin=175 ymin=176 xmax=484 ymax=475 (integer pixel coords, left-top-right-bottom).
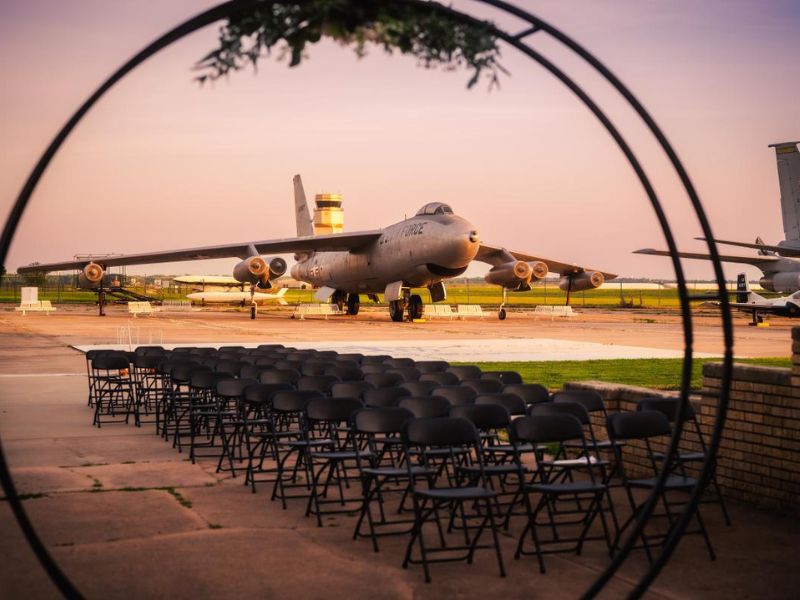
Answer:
xmin=635 ymin=141 xmax=800 ymax=293
xmin=18 ymin=175 xmax=616 ymax=321
xmin=728 ymin=272 xmax=800 ymax=323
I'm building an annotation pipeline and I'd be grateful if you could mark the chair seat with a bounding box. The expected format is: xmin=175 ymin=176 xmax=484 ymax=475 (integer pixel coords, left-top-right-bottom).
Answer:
xmin=414 ymin=486 xmax=498 ymax=501
xmin=279 ymin=438 xmax=335 ymax=448
xmin=628 ymin=474 xmax=698 ymax=490
xmin=542 ymin=456 xmax=608 ymax=468
xmin=483 ymin=443 xmax=540 ymax=454
xmin=458 ymin=463 xmax=520 ymax=476
xmin=652 ymin=450 xmax=705 ymax=462
xmin=362 ymin=465 xmax=431 ymax=478
xmin=310 ymin=450 xmax=373 ymax=460
xmin=526 ymin=480 xmax=606 ymax=495
xmin=408 ymin=447 xmax=469 ymax=457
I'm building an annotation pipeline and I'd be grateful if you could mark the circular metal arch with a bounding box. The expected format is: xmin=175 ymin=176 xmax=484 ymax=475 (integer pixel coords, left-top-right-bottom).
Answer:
xmin=0 ymin=1 xmax=734 ymax=598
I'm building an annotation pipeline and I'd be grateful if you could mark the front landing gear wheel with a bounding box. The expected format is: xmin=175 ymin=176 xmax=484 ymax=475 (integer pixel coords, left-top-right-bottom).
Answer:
xmin=408 ymin=295 xmax=424 ymax=320
xmin=250 ymin=304 xmax=257 ymax=320
xmin=498 ymin=308 xmax=506 ymax=320
xmin=389 ymin=300 xmax=404 ymax=322
xmin=347 ymin=293 xmax=360 ymax=315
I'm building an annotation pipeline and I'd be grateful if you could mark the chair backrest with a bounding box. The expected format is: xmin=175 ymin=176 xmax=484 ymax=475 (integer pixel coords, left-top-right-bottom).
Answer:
xmin=403 ymin=416 xmax=478 ymax=447
xmin=400 ymin=380 xmax=438 ymax=397
xmin=419 ymin=371 xmax=459 ymax=386
xmin=475 ymin=393 xmax=526 ymax=416
xmin=503 ymin=383 xmax=550 ymax=406
xmin=260 ymin=369 xmax=300 ymax=386
xmin=215 ymin=360 xmax=248 ymax=377
xmin=300 ymin=361 xmax=334 ymax=376
xmin=511 ymin=414 xmax=584 ymax=445
xmin=134 ymin=345 xmax=165 ymax=356
xmin=637 ymin=397 xmax=696 ymax=422
xmin=243 ymin=382 xmax=293 ymax=405
xmin=398 ymin=396 xmax=451 ymax=418
xmin=352 ymin=406 xmax=415 ymax=434
xmin=481 ymin=370 xmax=523 ymax=385
xmin=449 ymin=403 xmax=510 ymax=431
xmin=463 ymin=379 xmax=503 ymax=395
xmin=363 ymin=387 xmax=410 ymax=407
xmin=446 ymin=365 xmax=482 ymax=381
xmin=305 ymin=396 xmax=364 ymax=423
xmin=272 ymin=389 xmax=324 ymax=413
xmin=529 ymin=401 xmax=590 ymax=425
xmin=364 ymin=372 xmax=403 ymax=389
xmin=607 ymin=411 xmax=671 ymax=441
xmin=257 ymin=344 xmax=285 ymax=352
xmin=92 ymin=353 xmax=131 ymax=371
xmin=383 ymin=357 xmax=416 ymax=369
xmin=415 ymin=360 xmax=450 ymax=373
xmin=216 ymin=377 xmax=259 ymax=399
xmin=552 ymin=389 xmax=606 ymax=413
xmin=240 ymin=365 xmax=267 ymax=380
xmin=324 ymin=366 xmax=364 ymax=382
xmin=432 ymin=386 xmax=476 ymax=406
xmin=331 ymin=381 xmax=374 ymax=399
xmin=361 ymin=364 xmax=389 ymax=374
xmin=297 ymin=374 xmax=341 ymax=394
xmin=360 ymin=354 xmax=392 ymax=365
xmin=386 ymin=367 xmax=421 ymax=382
xmin=275 ymin=359 xmax=304 ymax=371
xmin=337 ymin=353 xmax=364 ymax=364
xmin=188 ymin=368 xmax=227 ymax=390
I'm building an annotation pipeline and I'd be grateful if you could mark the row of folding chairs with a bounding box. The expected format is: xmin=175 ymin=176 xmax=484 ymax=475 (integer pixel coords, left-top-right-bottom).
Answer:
xmin=82 ymin=345 xmax=726 ymax=582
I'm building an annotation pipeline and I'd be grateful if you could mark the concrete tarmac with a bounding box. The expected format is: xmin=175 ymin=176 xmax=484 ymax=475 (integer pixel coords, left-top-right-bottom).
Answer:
xmin=1 ymin=307 xmax=798 ymax=598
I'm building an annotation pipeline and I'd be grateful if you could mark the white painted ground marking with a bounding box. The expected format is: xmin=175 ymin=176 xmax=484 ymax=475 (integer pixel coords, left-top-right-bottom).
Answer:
xmin=74 ymin=339 xmax=721 ymax=362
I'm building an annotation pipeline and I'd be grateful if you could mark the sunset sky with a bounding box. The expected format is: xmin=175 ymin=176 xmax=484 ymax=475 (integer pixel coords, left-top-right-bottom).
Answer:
xmin=1 ymin=0 xmax=798 ymax=281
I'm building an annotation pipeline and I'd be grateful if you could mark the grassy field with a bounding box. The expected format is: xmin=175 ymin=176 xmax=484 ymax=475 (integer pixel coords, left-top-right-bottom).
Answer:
xmin=0 ymin=283 xmax=736 ymax=309
xmin=458 ymin=357 xmax=792 ymax=391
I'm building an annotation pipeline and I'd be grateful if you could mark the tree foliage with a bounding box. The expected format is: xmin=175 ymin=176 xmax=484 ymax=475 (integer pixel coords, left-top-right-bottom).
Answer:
xmin=196 ymin=0 xmax=505 ymax=89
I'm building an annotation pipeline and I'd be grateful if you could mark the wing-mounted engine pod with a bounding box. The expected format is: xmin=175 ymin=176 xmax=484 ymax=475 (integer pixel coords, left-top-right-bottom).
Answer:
xmin=77 ymin=262 xmax=105 ymax=289
xmin=233 ymin=256 xmax=288 ymax=287
xmin=484 ymin=260 xmax=533 ymax=288
xmin=528 ymin=260 xmax=549 ymax=280
xmin=559 ymin=270 xmax=605 ymax=292
xmin=760 ymin=272 xmax=800 ymax=293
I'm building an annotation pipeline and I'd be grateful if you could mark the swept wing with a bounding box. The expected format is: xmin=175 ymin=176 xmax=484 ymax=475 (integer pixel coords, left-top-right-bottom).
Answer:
xmin=18 ymin=230 xmax=383 ymax=273
xmin=476 ymin=243 xmax=617 ymax=279
xmin=693 ymin=237 xmax=800 ymax=258
xmin=634 ymin=248 xmax=780 ymax=271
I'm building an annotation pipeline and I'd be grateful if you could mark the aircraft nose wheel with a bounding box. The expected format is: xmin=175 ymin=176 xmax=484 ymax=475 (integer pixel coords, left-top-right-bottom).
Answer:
xmin=250 ymin=303 xmax=257 ymax=319
xmin=498 ymin=308 xmax=506 ymax=320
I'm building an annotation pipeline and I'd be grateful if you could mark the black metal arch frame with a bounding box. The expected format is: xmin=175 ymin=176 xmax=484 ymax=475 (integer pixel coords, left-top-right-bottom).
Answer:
xmin=0 ymin=1 xmax=734 ymax=598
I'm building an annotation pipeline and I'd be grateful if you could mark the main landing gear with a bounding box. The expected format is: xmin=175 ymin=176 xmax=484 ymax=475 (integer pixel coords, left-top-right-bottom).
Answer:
xmin=389 ymin=291 xmax=424 ymax=322
xmin=498 ymin=287 xmax=507 ymax=320
xmin=347 ymin=293 xmax=360 ymax=315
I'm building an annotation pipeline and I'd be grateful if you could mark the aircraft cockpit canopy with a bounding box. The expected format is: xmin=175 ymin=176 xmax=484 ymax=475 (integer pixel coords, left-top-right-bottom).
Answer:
xmin=416 ymin=202 xmax=454 ymax=216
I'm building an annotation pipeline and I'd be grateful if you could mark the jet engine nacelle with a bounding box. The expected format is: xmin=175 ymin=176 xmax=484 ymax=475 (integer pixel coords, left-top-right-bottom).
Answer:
xmin=484 ymin=260 xmax=546 ymax=290
xmin=759 ymin=272 xmax=800 ymax=293
xmin=233 ymin=256 xmax=287 ymax=288
xmin=559 ymin=271 xmax=605 ymax=292
xmin=77 ymin=262 xmax=104 ymax=289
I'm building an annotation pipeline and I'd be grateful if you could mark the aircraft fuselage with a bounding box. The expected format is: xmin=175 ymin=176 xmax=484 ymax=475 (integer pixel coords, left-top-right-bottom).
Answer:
xmin=290 ymin=212 xmax=479 ymax=294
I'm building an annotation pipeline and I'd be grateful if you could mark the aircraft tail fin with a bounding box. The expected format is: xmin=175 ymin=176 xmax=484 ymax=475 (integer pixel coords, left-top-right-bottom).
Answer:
xmin=293 ymin=174 xmax=314 ymax=237
xmin=736 ymin=272 xmax=766 ymax=303
xmin=769 ymin=141 xmax=800 ymax=242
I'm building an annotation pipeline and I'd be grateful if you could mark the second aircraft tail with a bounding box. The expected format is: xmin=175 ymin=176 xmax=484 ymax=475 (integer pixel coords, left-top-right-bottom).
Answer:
xmin=736 ymin=272 xmax=766 ymax=303
xmin=770 ymin=141 xmax=800 ymax=242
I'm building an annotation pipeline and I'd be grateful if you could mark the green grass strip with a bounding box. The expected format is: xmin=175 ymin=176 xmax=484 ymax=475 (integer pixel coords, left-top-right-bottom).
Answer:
xmin=457 ymin=357 xmax=791 ymax=390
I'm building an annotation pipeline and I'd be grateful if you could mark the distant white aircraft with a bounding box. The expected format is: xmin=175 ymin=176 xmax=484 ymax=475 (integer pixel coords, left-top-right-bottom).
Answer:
xmin=729 ymin=272 xmax=800 ymax=322
xmin=186 ymin=287 xmax=289 ymax=305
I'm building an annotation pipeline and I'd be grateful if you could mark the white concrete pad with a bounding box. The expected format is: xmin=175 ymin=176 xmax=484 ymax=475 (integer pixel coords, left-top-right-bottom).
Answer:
xmin=73 ymin=339 xmax=719 ymax=362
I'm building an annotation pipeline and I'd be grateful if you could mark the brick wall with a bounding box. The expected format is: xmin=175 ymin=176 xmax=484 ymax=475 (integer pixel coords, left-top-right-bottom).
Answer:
xmin=564 ymin=327 xmax=800 ymax=515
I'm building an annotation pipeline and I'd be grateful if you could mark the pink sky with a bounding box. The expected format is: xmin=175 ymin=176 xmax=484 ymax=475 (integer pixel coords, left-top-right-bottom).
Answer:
xmin=1 ymin=0 xmax=798 ymax=281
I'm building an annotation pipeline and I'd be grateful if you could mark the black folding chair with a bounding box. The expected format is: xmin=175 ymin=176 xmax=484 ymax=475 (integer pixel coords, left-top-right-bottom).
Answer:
xmin=607 ymin=410 xmax=717 ymax=563
xmin=510 ymin=414 xmax=614 ymax=573
xmin=401 ymin=417 xmax=506 ymax=583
